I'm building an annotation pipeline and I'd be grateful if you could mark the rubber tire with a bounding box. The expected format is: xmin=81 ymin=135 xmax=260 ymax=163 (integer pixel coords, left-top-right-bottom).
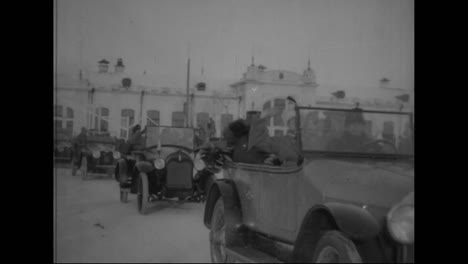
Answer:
xmin=311 ymin=230 xmax=362 ymax=263
xmin=81 ymin=156 xmax=88 ymax=180
xmin=137 ymin=173 xmax=150 ymax=215
xmin=209 ymin=197 xmax=235 ymax=263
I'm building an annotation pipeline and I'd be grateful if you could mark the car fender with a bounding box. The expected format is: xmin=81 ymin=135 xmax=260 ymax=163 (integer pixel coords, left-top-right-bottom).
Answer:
xmin=292 ymin=203 xmax=380 ymax=261
xmin=203 ymin=179 xmax=242 ymax=230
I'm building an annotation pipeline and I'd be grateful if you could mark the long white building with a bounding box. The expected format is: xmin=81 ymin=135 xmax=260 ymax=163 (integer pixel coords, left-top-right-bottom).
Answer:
xmin=54 ymin=58 xmax=413 ymax=139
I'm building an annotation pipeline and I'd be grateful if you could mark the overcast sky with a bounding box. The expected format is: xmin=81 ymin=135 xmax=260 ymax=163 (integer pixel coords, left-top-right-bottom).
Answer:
xmin=55 ymin=0 xmax=413 ymax=90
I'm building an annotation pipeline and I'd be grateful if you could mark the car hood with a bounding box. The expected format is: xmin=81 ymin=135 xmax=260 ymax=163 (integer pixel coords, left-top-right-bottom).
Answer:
xmin=302 ymin=158 xmax=414 ymax=214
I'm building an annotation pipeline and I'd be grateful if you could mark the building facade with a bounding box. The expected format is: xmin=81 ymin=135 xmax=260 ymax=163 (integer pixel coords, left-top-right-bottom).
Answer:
xmin=54 ymin=58 xmax=413 ymax=139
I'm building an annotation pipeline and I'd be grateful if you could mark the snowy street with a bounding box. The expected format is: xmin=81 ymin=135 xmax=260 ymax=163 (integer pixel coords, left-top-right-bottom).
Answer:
xmin=54 ymin=167 xmax=211 ymax=263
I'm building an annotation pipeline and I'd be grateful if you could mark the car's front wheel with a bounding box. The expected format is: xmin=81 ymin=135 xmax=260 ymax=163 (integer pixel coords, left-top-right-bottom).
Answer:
xmin=210 ymin=197 xmax=235 ymax=263
xmin=137 ymin=173 xmax=149 ymax=215
xmin=311 ymin=230 xmax=362 ymax=263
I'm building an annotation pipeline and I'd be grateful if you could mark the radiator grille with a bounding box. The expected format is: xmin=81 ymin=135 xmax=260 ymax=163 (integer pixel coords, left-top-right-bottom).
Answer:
xmin=166 ymin=161 xmax=193 ymax=189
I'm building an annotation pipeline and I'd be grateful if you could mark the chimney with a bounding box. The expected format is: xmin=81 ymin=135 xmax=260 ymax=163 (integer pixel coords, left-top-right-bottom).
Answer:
xmin=115 ymin=58 xmax=125 ymax=74
xmin=98 ymin=59 xmax=110 ymax=73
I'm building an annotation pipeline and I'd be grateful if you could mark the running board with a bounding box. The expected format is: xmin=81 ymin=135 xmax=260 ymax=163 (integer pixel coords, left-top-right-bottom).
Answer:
xmin=225 ymin=246 xmax=283 ymax=263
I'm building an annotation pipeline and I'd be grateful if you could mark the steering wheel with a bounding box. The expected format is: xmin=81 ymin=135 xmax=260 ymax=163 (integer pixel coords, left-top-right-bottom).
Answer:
xmin=358 ymin=139 xmax=398 ymax=154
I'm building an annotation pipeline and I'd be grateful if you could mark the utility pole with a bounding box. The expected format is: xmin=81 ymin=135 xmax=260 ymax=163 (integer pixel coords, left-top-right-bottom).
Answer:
xmin=186 ymin=42 xmax=191 ymax=128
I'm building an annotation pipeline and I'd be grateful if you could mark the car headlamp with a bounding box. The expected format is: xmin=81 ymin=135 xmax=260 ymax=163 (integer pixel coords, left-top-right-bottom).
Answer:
xmin=194 ymin=158 xmax=206 ymax=171
xmin=113 ymin=151 xmax=121 ymax=159
xmin=154 ymin=158 xmax=165 ymax=170
xmin=92 ymin=150 xmax=101 ymax=159
xmin=387 ymin=204 xmax=414 ymax=244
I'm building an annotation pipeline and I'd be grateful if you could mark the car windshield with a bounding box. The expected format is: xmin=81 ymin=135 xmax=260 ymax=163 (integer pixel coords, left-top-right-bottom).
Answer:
xmin=298 ymin=107 xmax=413 ymax=156
xmin=145 ymin=126 xmax=194 ymax=150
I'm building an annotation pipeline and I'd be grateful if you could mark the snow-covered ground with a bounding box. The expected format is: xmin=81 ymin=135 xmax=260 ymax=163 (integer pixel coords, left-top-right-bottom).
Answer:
xmin=54 ymin=168 xmax=211 ymax=263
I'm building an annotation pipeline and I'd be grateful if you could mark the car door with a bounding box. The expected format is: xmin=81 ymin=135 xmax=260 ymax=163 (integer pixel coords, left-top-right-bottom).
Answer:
xmin=257 ymin=165 xmax=300 ymax=242
xmin=229 ymin=163 xmax=268 ymax=230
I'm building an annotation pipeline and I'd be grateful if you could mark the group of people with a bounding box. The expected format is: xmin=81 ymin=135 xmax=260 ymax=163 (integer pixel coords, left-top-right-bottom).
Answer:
xmin=221 ymin=107 xmax=301 ymax=167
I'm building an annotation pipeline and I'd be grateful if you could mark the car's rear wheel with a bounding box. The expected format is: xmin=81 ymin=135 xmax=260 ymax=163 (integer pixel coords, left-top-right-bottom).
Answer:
xmin=312 ymin=231 xmax=362 ymax=263
xmin=81 ymin=156 xmax=88 ymax=180
xmin=137 ymin=173 xmax=149 ymax=215
xmin=210 ymin=197 xmax=234 ymax=263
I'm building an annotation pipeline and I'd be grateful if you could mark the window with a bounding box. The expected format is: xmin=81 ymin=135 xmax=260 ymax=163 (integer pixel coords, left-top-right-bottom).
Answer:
xmin=120 ymin=109 xmax=135 ymax=139
xmin=220 ymin=113 xmax=233 ymax=131
xmin=54 ymin=105 xmax=63 ymax=117
xmin=55 ymin=120 xmax=63 ymax=130
xmin=147 ymin=110 xmax=160 ymax=126
xmin=54 ymin=105 xmax=74 ymax=132
xmin=172 ymin=111 xmax=186 ymax=127
xmin=93 ymin=107 xmax=109 ymax=132
xmin=196 ymin=112 xmax=210 ymax=128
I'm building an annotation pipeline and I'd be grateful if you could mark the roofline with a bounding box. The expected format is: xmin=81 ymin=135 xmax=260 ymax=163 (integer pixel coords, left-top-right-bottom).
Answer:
xmin=230 ymin=79 xmax=318 ymax=88
xmin=56 ymin=86 xmax=239 ymax=100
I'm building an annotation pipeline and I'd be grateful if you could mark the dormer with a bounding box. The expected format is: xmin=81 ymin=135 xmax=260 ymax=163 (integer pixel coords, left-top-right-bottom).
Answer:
xmin=115 ymin=58 xmax=125 ymax=74
xmin=98 ymin=59 xmax=110 ymax=73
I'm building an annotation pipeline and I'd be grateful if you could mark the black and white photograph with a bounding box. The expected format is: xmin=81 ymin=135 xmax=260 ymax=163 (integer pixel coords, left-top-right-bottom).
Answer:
xmin=53 ymin=0 xmax=414 ymax=262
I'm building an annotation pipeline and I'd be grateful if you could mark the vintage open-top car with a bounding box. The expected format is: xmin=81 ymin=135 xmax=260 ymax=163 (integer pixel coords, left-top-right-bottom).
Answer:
xmin=71 ymin=131 xmax=120 ymax=179
xmin=115 ymin=126 xmax=215 ymax=213
xmin=54 ymin=128 xmax=73 ymax=164
xmin=201 ymin=103 xmax=414 ymax=263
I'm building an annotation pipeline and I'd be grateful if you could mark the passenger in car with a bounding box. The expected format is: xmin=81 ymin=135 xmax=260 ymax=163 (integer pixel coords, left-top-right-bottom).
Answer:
xmin=248 ymin=108 xmax=300 ymax=166
xmin=224 ymin=119 xmax=266 ymax=164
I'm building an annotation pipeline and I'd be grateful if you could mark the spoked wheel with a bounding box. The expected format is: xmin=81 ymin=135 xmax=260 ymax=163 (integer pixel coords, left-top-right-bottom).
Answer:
xmin=210 ymin=197 xmax=232 ymax=263
xmin=312 ymin=231 xmax=362 ymax=263
xmin=137 ymin=173 xmax=150 ymax=215
xmin=81 ymin=156 xmax=88 ymax=180
xmin=120 ymin=188 xmax=129 ymax=203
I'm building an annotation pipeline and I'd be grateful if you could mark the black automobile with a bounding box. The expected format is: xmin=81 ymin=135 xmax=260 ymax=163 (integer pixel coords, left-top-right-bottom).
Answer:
xmin=54 ymin=128 xmax=73 ymax=165
xmin=71 ymin=131 xmax=120 ymax=180
xmin=115 ymin=126 xmax=215 ymax=214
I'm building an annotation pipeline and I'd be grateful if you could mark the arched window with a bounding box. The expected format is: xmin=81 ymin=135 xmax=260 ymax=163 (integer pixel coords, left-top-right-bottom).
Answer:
xmin=146 ymin=110 xmax=160 ymax=126
xmin=262 ymin=97 xmax=296 ymax=136
xmin=120 ymin=109 xmax=135 ymax=139
xmin=93 ymin=107 xmax=109 ymax=132
xmin=54 ymin=105 xmax=74 ymax=132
